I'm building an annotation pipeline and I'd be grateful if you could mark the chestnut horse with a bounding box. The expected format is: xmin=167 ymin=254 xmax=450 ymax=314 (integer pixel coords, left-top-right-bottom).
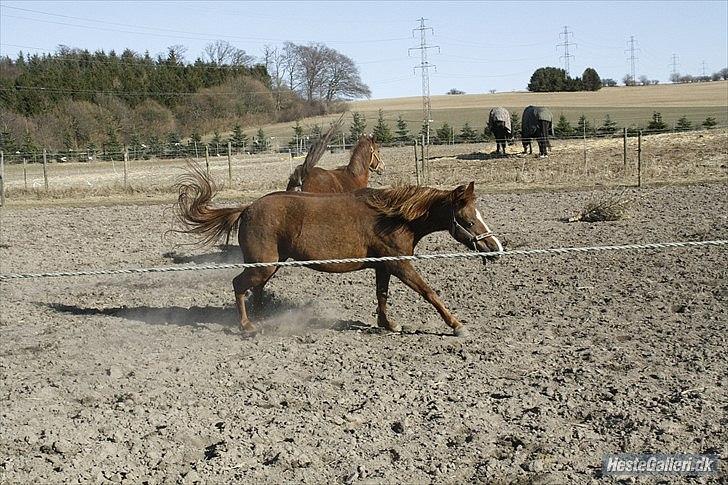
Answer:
xmin=175 ymin=165 xmax=502 ymax=336
xmin=286 ymin=133 xmax=384 ymax=192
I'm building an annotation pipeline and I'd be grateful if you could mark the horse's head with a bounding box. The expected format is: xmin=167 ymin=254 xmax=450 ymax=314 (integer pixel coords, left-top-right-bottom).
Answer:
xmin=449 ymin=182 xmax=503 ymax=264
xmin=359 ymin=134 xmax=384 ymax=174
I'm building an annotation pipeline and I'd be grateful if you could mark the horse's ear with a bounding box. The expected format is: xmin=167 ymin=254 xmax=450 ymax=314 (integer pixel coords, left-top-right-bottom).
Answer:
xmin=465 ymin=181 xmax=475 ymax=199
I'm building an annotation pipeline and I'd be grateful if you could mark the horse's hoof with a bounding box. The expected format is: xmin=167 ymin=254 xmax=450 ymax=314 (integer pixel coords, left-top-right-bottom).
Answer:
xmin=378 ymin=319 xmax=401 ymax=333
xmin=453 ymin=326 xmax=469 ymax=338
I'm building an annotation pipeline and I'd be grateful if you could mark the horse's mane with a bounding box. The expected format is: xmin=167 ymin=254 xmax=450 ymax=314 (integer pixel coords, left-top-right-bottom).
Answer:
xmin=360 ymin=185 xmax=451 ymax=221
xmin=286 ymin=114 xmax=343 ymax=190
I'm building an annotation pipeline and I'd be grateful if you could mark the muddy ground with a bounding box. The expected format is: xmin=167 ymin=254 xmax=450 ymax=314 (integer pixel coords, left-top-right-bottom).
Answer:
xmin=1 ymin=183 xmax=727 ymax=483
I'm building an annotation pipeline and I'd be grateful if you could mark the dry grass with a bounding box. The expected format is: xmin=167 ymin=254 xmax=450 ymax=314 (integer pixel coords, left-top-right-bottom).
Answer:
xmin=567 ymin=192 xmax=633 ymax=223
xmin=2 ymin=130 xmax=726 ymax=207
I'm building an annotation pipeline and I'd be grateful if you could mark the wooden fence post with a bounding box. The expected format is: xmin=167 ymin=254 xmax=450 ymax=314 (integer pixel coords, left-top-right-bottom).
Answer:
xmin=42 ymin=148 xmax=49 ymax=191
xmin=0 ymin=151 xmax=5 ymax=206
xmin=420 ymin=134 xmax=426 ymax=182
xmin=414 ymin=139 xmax=420 ymax=185
xmin=205 ymin=145 xmax=210 ymax=174
xmin=637 ymin=130 xmax=642 ymax=187
xmin=123 ymin=146 xmax=129 ymax=188
xmin=622 ymin=127 xmax=627 ymax=171
xmin=582 ymin=122 xmax=587 ymax=174
xmin=23 ymin=157 xmax=28 ymax=190
xmin=227 ymin=141 xmax=232 ymax=186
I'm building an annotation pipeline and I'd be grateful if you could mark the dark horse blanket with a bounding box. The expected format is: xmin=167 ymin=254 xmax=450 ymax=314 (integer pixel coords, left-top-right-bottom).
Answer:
xmin=521 ymin=106 xmax=555 ymax=137
xmin=488 ymin=107 xmax=512 ymax=136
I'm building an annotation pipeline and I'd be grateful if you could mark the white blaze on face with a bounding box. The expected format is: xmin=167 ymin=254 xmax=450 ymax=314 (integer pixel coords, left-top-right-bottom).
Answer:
xmin=476 ymin=209 xmax=504 ymax=253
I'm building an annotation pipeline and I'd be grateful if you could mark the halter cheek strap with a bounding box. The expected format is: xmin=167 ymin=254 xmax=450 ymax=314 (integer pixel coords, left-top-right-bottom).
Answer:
xmin=369 ymin=146 xmax=384 ymax=172
xmin=450 ymin=212 xmax=495 ymax=251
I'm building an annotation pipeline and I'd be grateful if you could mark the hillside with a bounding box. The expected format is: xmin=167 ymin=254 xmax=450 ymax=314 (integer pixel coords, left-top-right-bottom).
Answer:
xmin=250 ymin=81 xmax=728 ymax=143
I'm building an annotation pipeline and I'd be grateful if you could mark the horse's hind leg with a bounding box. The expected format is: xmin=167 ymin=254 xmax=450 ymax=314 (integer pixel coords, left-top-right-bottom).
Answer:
xmin=375 ymin=267 xmax=400 ymax=332
xmin=250 ymin=268 xmax=279 ymax=316
xmin=233 ymin=267 xmax=278 ymax=334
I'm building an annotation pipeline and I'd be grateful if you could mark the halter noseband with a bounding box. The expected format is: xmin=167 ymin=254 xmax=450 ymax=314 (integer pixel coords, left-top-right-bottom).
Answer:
xmin=450 ymin=211 xmax=495 ymax=251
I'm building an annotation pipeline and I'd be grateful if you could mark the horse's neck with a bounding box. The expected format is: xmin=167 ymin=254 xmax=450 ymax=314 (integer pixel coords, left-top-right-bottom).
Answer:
xmin=408 ymin=199 xmax=452 ymax=242
xmin=346 ymin=145 xmax=369 ymax=178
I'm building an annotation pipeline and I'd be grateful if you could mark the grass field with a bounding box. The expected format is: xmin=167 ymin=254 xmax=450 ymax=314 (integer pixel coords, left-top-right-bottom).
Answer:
xmin=245 ymin=81 xmax=728 ymax=142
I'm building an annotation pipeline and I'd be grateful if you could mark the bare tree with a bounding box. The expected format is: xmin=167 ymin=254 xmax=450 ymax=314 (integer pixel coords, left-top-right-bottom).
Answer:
xmin=321 ymin=50 xmax=371 ymax=101
xmin=281 ymin=42 xmax=301 ymax=92
xmin=204 ymin=40 xmax=252 ymax=66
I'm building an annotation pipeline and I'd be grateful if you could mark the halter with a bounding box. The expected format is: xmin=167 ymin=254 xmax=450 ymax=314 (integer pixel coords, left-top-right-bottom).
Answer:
xmin=449 ymin=210 xmax=495 ymax=251
xmin=369 ymin=145 xmax=384 ymax=173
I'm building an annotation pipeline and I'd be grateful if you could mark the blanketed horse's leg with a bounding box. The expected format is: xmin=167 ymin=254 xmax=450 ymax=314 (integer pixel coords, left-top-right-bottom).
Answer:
xmin=391 ymin=262 xmax=465 ymax=336
xmin=375 ymin=267 xmax=400 ymax=332
xmin=232 ymin=267 xmax=277 ymax=334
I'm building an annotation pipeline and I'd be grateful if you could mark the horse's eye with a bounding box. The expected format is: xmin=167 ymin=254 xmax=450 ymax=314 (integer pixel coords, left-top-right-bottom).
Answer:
xmin=466 ymin=221 xmax=475 ymax=228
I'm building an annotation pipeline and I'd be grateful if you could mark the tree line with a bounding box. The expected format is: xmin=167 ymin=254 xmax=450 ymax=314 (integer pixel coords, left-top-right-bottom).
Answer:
xmin=0 ymin=41 xmax=369 ymax=156
xmin=527 ymin=67 xmax=603 ymax=92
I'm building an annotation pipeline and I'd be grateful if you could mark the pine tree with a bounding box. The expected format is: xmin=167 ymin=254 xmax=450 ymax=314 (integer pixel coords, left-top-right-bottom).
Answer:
xmin=436 ymin=122 xmax=453 ymax=144
xmin=576 ymin=114 xmax=592 ymax=135
xmin=0 ymin=130 xmax=16 ymax=154
xmin=211 ymin=130 xmax=222 ymax=154
xmin=167 ymin=131 xmax=182 ymax=157
xmin=599 ymin=114 xmax=618 ymax=134
xmin=675 ymin=116 xmax=692 ymax=131
xmin=555 ymin=114 xmax=573 ymax=136
xmin=230 ymin=124 xmax=248 ymax=152
xmin=104 ymin=127 xmax=122 ymax=160
xmin=647 ymin=112 xmax=667 ymax=131
xmin=702 ymin=116 xmax=717 ymax=129
xmin=372 ymin=109 xmax=393 ymax=144
xmin=459 ymin=122 xmax=478 ymax=142
xmin=310 ymin=124 xmax=322 ymax=140
xmin=349 ymin=112 xmax=367 ymax=142
xmin=510 ymin=112 xmax=521 ymax=135
xmin=254 ymin=127 xmax=267 ymax=152
xmin=395 ymin=115 xmax=410 ymax=142
xmin=482 ymin=125 xmax=492 ymax=140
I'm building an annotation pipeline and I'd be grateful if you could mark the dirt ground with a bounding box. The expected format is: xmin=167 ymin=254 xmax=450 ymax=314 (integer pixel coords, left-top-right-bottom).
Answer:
xmin=1 ymin=181 xmax=726 ymax=483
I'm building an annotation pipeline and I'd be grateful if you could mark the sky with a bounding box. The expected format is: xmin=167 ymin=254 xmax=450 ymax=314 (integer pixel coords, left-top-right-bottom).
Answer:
xmin=1 ymin=0 xmax=727 ymax=99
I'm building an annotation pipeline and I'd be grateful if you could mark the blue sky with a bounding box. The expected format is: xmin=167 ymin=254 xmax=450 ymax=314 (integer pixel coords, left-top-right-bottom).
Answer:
xmin=1 ymin=0 xmax=726 ymax=99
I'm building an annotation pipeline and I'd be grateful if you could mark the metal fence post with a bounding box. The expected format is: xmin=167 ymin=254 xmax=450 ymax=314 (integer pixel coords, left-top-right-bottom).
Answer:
xmin=42 ymin=148 xmax=49 ymax=191
xmin=205 ymin=144 xmax=210 ymax=174
xmin=0 ymin=151 xmax=5 ymax=206
xmin=622 ymin=127 xmax=627 ymax=170
xmin=227 ymin=141 xmax=232 ymax=186
xmin=637 ymin=130 xmax=642 ymax=187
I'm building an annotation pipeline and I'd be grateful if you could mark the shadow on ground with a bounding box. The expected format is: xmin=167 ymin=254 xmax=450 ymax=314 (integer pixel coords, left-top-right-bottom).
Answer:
xmin=46 ymin=293 xmax=383 ymax=337
xmin=163 ymin=244 xmax=240 ymax=264
xmin=454 ymin=151 xmax=521 ymax=161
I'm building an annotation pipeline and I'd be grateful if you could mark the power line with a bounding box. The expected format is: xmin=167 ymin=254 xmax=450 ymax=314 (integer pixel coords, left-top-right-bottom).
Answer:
xmin=409 ymin=18 xmax=439 ymax=145
xmin=625 ymin=36 xmax=639 ymax=85
xmin=556 ymin=26 xmax=576 ymax=75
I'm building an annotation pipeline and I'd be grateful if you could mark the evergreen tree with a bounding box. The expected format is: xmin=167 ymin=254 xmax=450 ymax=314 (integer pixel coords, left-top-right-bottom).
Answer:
xmin=166 ymin=131 xmax=182 ymax=157
xmin=647 ymin=112 xmax=667 ymax=131
xmin=349 ymin=112 xmax=367 ymax=142
xmin=190 ymin=132 xmax=202 ymax=155
xmin=0 ymin=130 xmax=16 ymax=154
xmin=436 ymin=122 xmax=453 ymax=144
xmin=510 ymin=112 xmax=521 ymax=136
xmin=675 ymin=116 xmax=692 ymax=131
xmin=254 ymin=127 xmax=267 ymax=152
xmin=372 ymin=109 xmax=394 ymax=144
xmin=576 ymin=114 xmax=593 ymax=134
xmin=582 ymin=68 xmax=602 ymax=91
xmin=290 ymin=121 xmax=305 ymax=150
xmin=310 ymin=124 xmax=322 ymax=140
xmin=555 ymin=114 xmax=574 ymax=136
xmin=395 ymin=115 xmax=410 ymax=142
xmin=599 ymin=114 xmax=619 ymax=134
xmin=20 ymin=130 xmax=38 ymax=156
xmin=104 ymin=127 xmax=122 ymax=160
xmin=230 ymin=124 xmax=248 ymax=152
xmin=482 ymin=125 xmax=492 ymax=140
xmin=211 ymin=130 xmax=222 ymax=154
xmin=702 ymin=117 xmax=717 ymax=129
xmin=459 ymin=122 xmax=478 ymax=142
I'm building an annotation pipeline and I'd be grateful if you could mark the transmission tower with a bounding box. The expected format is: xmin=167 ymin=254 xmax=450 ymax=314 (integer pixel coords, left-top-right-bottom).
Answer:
xmin=625 ymin=36 xmax=639 ymax=85
xmin=670 ymin=53 xmax=679 ymax=80
xmin=409 ymin=18 xmax=439 ymax=145
xmin=556 ymin=26 xmax=576 ymax=75
xmin=701 ymin=60 xmax=707 ymax=77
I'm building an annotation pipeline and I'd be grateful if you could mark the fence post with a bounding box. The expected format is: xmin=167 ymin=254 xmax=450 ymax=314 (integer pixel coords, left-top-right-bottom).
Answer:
xmin=582 ymin=122 xmax=587 ymax=174
xmin=194 ymin=140 xmax=199 ymax=161
xmin=0 ymin=151 xmax=5 ymax=206
xmin=123 ymin=146 xmax=129 ymax=188
xmin=622 ymin=127 xmax=627 ymax=170
xmin=420 ymin=134 xmax=426 ymax=182
xmin=227 ymin=141 xmax=232 ymax=186
xmin=637 ymin=130 xmax=642 ymax=187
xmin=414 ymin=139 xmax=420 ymax=185
xmin=23 ymin=157 xmax=28 ymax=190
xmin=205 ymin=145 xmax=210 ymax=174
xmin=42 ymin=148 xmax=49 ymax=191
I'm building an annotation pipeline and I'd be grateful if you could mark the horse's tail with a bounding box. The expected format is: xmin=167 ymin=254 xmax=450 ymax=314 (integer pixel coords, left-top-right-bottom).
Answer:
xmin=286 ymin=113 xmax=344 ymax=191
xmin=541 ymin=119 xmax=552 ymax=148
xmin=173 ymin=162 xmax=247 ymax=247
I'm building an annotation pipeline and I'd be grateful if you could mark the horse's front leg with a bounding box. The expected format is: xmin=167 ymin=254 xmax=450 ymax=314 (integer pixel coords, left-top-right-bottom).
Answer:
xmin=375 ymin=266 xmax=400 ymax=332
xmin=391 ymin=262 xmax=465 ymax=336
